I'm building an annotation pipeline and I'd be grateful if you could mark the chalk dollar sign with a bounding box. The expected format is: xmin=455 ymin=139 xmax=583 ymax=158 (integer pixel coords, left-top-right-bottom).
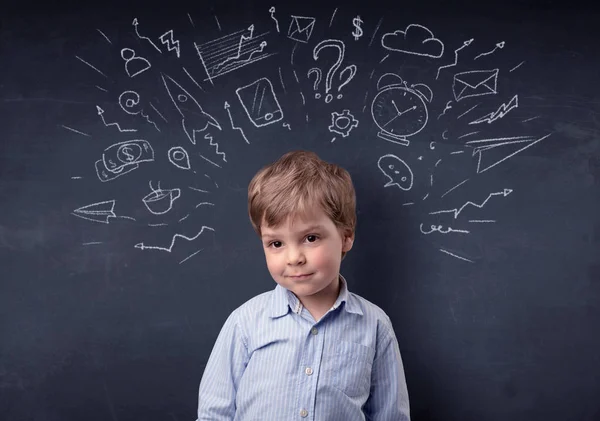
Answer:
xmin=121 ymin=146 xmax=136 ymax=162
xmin=352 ymin=15 xmax=363 ymax=41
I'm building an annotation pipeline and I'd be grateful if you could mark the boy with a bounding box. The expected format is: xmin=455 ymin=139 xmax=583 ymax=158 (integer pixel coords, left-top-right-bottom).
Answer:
xmin=197 ymin=150 xmax=410 ymax=420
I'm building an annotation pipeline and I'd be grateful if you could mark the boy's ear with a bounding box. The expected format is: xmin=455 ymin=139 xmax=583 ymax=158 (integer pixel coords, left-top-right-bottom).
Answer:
xmin=342 ymin=232 xmax=354 ymax=252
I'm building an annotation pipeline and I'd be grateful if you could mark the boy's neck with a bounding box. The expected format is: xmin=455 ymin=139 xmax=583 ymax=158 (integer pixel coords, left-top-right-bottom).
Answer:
xmin=296 ymin=275 xmax=341 ymax=322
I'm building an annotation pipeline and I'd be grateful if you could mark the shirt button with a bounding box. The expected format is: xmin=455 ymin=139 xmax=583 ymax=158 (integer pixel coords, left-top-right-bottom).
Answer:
xmin=300 ymin=409 xmax=308 ymax=417
xmin=311 ymin=327 xmax=318 ymax=335
xmin=305 ymin=367 xmax=313 ymax=376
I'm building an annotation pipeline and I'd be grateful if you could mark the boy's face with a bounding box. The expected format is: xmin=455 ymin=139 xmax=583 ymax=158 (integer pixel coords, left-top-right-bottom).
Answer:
xmin=260 ymin=209 xmax=354 ymax=306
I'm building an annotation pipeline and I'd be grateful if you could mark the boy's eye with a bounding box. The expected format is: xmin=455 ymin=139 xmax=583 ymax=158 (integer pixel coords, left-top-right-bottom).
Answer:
xmin=306 ymin=235 xmax=318 ymax=243
xmin=270 ymin=241 xmax=283 ymax=248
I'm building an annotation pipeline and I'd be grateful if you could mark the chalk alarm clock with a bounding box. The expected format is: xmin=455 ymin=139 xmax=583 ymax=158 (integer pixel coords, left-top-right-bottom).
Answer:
xmin=371 ymin=73 xmax=433 ymax=146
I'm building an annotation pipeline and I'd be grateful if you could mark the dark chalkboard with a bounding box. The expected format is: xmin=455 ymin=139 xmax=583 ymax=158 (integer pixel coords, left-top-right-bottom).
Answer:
xmin=1 ymin=1 xmax=599 ymax=420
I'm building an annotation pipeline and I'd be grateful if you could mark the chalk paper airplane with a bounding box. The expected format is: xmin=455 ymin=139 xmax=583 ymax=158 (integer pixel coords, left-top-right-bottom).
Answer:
xmin=72 ymin=200 xmax=117 ymax=224
xmin=465 ymin=133 xmax=552 ymax=173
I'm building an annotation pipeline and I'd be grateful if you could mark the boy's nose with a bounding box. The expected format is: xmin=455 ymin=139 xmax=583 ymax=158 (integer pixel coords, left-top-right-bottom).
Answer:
xmin=286 ymin=247 xmax=306 ymax=265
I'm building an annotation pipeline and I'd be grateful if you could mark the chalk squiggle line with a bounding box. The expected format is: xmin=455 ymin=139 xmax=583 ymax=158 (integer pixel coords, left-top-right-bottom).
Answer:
xmin=134 ymin=226 xmax=215 ymax=252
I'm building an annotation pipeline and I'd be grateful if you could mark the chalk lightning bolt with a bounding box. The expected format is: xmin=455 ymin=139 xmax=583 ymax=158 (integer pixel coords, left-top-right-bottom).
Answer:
xmin=204 ymin=133 xmax=227 ymax=162
xmin=469 ymin=95 xmax=518 ymax=125
xmin=159 ymin=30 xmax=181 ymax=58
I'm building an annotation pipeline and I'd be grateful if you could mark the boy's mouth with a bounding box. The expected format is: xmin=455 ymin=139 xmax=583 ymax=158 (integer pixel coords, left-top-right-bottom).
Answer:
xmin=287 ymin=273 xmax=314 ymax=280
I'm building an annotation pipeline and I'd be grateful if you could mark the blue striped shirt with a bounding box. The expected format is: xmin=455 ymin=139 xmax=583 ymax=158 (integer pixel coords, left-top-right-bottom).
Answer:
xmin=197 ymin=275 xmax=410 ymax=420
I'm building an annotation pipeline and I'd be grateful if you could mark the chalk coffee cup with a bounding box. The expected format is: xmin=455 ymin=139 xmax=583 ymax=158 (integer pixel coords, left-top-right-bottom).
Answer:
xmin=143 ymin=188 xmax=180 ymax=215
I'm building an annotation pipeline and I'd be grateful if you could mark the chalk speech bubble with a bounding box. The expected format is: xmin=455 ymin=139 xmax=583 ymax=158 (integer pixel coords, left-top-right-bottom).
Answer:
xmin=377 ymin=154 xmax=414 ymax=191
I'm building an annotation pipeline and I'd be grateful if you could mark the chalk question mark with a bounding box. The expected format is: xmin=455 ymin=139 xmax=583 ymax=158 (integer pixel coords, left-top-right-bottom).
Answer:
xmin=307 ymin=68 xmax=322 ymax=99
xmin=313 ymin=39 xmax=356 ymax=102
xmin=337 ymin=65 xmax=357 ymax=99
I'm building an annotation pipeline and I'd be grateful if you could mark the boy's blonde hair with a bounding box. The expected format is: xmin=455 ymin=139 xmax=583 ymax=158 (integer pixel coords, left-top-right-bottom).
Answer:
xmin=248 ymin=150 xmax=356 ymax=240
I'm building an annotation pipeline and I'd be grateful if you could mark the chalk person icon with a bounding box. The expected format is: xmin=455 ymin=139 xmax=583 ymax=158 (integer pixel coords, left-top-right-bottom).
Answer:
xmin=121 ymin=48 xmax=151 ymax=78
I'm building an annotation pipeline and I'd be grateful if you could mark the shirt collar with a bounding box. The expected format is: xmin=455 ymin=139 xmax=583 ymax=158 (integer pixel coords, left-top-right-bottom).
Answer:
xmin=268 ymin=274 xmax=363 ymax=318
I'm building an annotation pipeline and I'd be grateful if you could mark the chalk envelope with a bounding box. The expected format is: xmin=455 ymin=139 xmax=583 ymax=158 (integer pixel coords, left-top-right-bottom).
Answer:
xmin=287 ymin=16 xmax=316 ymax=43
xmin=452 ymin=69 xmax=498 ymax=102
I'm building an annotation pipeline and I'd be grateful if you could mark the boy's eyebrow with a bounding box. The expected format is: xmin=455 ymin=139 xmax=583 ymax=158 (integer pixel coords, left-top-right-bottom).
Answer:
xmin=261 ymin=224 xmax=326 ymax=239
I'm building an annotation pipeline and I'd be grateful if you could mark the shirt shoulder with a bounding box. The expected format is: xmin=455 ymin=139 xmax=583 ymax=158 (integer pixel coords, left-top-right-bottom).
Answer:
xmin=347 ymin=291 xmax=397 ymax=337
xmin=228 ymin=289 xmax=274 ymax=326
xmin=349 ymin=291 xmax=392 ymax=321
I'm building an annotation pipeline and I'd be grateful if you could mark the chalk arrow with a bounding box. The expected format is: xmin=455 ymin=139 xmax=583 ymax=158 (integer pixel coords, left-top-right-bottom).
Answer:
xmin=429 ymin=189 xmax=513 ymax=219
xmin=224 ymin=101 xmax=249 ymax=144
xmin=96 ymin=106 xmax=137 ymax=132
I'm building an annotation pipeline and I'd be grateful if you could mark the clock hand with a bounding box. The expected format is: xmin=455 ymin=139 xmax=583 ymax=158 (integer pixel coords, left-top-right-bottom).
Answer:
xmin=398 ymin=105 xmax=417 ymax=116
xmin=391 ymin=100 xmax=401 ymax=115
xmin=383 ymin=105 xmax=417 ymax=128
xmin=382 ymin=113 xmax=401 ymax=128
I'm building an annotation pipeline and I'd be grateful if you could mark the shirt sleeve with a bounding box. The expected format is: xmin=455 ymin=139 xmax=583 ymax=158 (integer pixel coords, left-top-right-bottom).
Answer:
xmin=364 ymin=317 xmax=411 ymax=421
xmin=197 ymin=309 xmax=249 ymax=421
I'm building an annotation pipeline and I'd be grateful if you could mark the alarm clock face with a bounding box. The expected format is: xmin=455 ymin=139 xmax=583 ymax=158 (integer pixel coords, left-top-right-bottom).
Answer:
xmin=371 ymin=86 xmax=428 ymax=138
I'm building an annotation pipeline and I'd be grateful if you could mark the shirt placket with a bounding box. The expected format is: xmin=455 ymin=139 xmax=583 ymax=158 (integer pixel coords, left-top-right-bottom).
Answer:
xmin=296 ymin=316 xmax=326 ymax=420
